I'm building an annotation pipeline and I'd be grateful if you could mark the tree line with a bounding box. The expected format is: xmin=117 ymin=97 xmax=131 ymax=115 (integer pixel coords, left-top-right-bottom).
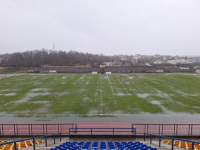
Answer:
xmin=0 ymin=49 xmax=118 ymax=67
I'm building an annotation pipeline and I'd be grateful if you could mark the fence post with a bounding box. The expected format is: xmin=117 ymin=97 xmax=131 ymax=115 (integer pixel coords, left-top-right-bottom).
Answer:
xmin=2 ymin=124 xmax=3 ymax=135
xmin=150 ymin=134 xmax=152 ymax=144
xmin=31 ymin=124 xmax=32 ymax=135
xmin=132 ymin=124 xmax=134 ymax=134
xmin=144 ymin=133 xmax=145 ymax=141
xmin=188 ymin=125 xmax=190 ymax=136
xmin=172 ymin=139 xmax=174 ymax=150
xmin=29 ymin=124 xmax=30 ymax=135
xmin=16 ymin=124 xmax=18 ymax=135
xmin=45 ymin=136 xmax=47 ymax=147
xmin=14 ymin=142 xmax=17 ymax=150
xmin=58 ymin=124 xmax=59 ymax=134
xmin=159 ymin=137 xmax=161 ymax=147
xmin=192 ymin=142 xmax=194 ymax=150
xmin=159 ymin=125 xmax=160 ymax=135
xmin=54 ymin=135 xmax=55 ymax=144
xmin=46 ymin=124 xmax=47 ymax=135
xmin=33 ymin=138 xmax=35 ymax=150
xmin=75 ymin=124 xmax=77 ymax=133
xmin=14 ymin=124 xmax=16 ymax=135
xmin=43 ymin=124 xmax=44 ymax=135
xmin=191 ymin=124 xmax=193 ymax=136
xmin=174 ymin=124 xmax=175 ymax=136
xmin=60 ymin=133 xmax=61 ymax=142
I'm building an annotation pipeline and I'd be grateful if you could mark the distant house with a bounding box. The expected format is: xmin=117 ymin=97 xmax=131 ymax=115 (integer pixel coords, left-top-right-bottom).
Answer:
xmin=194 ymin=66 xmax=200 ymax=69
xmin=163 ymin=55 xmax=171 ymax=61
xmin=154 ymin=60 xmax=163 ymax=64
xmin=131 ymin=56 xmax=139 ymax=64
xmin=179 ymin=67 xmax=189 ymax=70
xmin=120 ymin=57 xmax=129 ymax=61
xmin=145 ymin=63 xmax=151 ymax=66
xmin=167 ymin=59 xmax=193 ymax=64
xmin=102 ymin=62 xmax=113 ymax=66
xmin=154 ymin=54 xmax=161 ymax=57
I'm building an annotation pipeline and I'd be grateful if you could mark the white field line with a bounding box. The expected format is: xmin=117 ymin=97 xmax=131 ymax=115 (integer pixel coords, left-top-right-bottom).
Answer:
xmin=80 ymin=76 xmax=92 ymax=93
xmin=107 ymin=75 xmax=114 ymax=92
xmin=141 ymin=76 xmax=198 ymax=102
xmin=137 ymin=76 xmax=173 ymax=101
xmin=132 ymin=77 xmax=174 ymax=113
xmin=116 ymin=75 xmax=130 ymax=94
xmin=95 ymin=87 xmax=99 ymax=97
xmin=73 ymin=75 xmax=85 ymax=84
xmin=172 ymin=90 xmax=197 ymax=101
xmin=100 ymin=75 xmax=103 ymax=115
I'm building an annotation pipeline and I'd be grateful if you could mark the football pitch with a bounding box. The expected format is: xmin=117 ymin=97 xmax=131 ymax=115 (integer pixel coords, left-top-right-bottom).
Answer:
xmin=0 ymin=73 xmax=200 ymax=120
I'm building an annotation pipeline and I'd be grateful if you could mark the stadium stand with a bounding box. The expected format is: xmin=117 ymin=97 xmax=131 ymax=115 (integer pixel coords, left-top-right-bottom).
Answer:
xmin=50 ymin=141 xmax=157 ymax=150
xmin=0 ymin=140 xmax=44 ymax=149
xmin=163 ymin=140 xmax=200 ymax=149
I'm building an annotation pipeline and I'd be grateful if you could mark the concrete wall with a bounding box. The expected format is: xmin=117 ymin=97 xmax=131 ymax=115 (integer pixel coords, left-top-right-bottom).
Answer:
xmin=33 ymin=66 xmax=195 ymax=74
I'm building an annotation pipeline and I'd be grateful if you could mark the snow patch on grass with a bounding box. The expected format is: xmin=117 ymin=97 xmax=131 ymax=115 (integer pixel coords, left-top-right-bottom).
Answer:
xmin=95 ymin=87 xmax=99 ymax=97
xmin=61 ymin=76 xmax=67 ymax=79
xmin=150 ymin=100 xmax=161 ymax=105
xmin=173 ymin=90 xmax=199 ymax=97
xmin=16 ymin=88 xmax=51 ymax=103
xmin=74 ymin=75 xmax=85 ymax=84
xmin=83 ymin=97 xmax=90 ymax=102
xmin=1 ymin=89 xmax=20 ymax=92
xmin=32 ymin=101 xmax=49 ymax=104
xmin=88 ymin=109 xmax=98 ymax=115
xmin=5 ymin=93 xmax=16 ymax=96
xmin=115 ymin=92 xmax=131 ymax=96
xmin=107 ymin=75 xmax=114 ymax=92
xmin=54 ymin=92 xmax=70 ymax=98
xmin=79 ymin=76 xmax=92 ymax=93
xmin=0 ymin=92 xmax=17 ymax=96
xmin=137 ymin=93 xmax=151 ymax=98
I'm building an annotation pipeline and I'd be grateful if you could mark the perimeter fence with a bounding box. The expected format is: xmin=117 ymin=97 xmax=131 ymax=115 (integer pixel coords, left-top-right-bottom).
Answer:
xmin=1 ymin=123 xmax=200 ymax=136
xmin=0 ymin=123 xmax=77 ymax=136
xmin=132 ymin=123 xmax=200 ymax=136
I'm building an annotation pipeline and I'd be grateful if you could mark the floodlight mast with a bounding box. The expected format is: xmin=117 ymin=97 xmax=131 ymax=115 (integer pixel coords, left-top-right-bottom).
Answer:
xmin=53 ymin=44 xmax=55 ymax=50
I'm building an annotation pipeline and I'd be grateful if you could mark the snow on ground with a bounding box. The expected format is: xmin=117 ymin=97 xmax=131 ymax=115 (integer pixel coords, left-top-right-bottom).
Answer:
xmin=16 ymin=88 xmax=51 ymax=103
xmin=74 ymin=75 xmax=86 ymax=84
xmin=107 ymin=75 xmax=114 ymax=92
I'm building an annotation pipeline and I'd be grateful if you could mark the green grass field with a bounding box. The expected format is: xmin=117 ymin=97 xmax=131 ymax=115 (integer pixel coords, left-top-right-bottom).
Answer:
xmin=0 ymin=73 xmax=200 ymax=118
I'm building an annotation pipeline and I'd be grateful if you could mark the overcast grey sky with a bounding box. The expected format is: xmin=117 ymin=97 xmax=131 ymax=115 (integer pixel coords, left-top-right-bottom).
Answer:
xmin=0 ymin=0 xmax=200 ymax=56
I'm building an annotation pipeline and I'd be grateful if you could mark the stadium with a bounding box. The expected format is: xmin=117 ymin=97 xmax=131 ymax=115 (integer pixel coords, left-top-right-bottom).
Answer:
xmin=1 ymin=0 xmax=200 ymax=149
xmin=1 ymin=65 xmax=200 ymax=150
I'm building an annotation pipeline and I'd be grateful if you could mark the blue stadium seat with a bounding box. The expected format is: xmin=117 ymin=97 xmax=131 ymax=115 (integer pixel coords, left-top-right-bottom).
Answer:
xmin=50 ymin=141 xmax=157 ymax=150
